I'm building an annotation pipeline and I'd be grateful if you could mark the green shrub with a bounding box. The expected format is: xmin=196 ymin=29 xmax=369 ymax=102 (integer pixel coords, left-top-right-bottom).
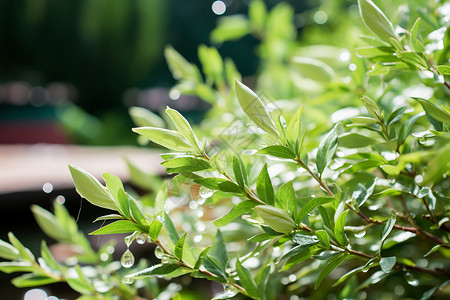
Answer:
xmin=1 ymin=0 xmax=449 ymax=299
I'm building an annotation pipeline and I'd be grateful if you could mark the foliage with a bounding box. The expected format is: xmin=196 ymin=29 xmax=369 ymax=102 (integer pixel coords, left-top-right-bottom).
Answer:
xmin=2 ymin=0 xmax=450 ymax=299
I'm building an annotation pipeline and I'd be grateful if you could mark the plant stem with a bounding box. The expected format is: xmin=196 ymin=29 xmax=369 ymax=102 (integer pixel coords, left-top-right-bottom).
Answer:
xmin=155 ymin=239 xmax=248 ymax=295
xmin=295 ymin=158 xmax=334 ymax=197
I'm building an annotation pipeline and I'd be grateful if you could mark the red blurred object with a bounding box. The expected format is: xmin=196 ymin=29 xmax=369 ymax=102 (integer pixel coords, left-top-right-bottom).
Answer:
xmin=0 ymin=121 xmax=71 ymax=144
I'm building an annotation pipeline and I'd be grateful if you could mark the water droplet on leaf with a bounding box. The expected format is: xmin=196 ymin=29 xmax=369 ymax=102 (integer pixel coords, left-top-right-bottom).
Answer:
xmin=154 ymin=246 xmax=164 ymax=259
xmin=136 ymin=234 xmax=147 ymax=245
xmin=121 ymin=250 xmax=135 ymax=268
xmin=355 ymin=230 xmax=366 ymax=238
xmin=405 ymin=272 xmax=419 ymax=286
xmin=199 ymin=187 xmax=213 ymax=199
xmin=122 ymin=275 xmax=134 ymax=284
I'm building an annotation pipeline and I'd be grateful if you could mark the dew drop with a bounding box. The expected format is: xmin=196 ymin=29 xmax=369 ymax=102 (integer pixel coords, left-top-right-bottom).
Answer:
xmin=199 ymin=187 xmax=213 ymax=199
xmin=405 ymin=272 xmax=419 ymax=286
xmin=154 ymin=246 xmax=164 ymax=259
xmin=122 ymin=275 xmax=134 ymax=285
xmin=355 ymin=230 xmax=366 ymax=238
xmin=136 ymin=234 xmax=147 ymax=245
xmin=121 ymin=250 xmax=135 ymax=268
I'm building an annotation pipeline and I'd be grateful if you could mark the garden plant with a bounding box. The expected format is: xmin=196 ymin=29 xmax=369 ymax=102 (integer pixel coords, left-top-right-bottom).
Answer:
xmin=1 ymin=0 xmax=450 ymax=299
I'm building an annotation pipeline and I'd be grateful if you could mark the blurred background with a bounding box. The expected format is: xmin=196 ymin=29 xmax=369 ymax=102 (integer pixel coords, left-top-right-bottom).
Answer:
xmin=0 ymin=0 xmax=314 ymax=298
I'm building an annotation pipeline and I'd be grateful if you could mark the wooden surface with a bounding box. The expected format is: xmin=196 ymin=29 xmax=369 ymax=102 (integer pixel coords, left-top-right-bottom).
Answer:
xmin=0 ymin=144 xmax=164 ymax=194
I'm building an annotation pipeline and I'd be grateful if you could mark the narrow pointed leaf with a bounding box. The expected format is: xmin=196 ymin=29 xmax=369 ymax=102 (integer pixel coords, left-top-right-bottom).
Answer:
xmin=316 ymin=125 xmax=338 ymax=174
xmin=174 ymin=233 xmax=187 ymax=260
xmin=334 ymin=210 xmax=349 ymax=246
xmin=315 ymin=253 xmax=349 ymax=289
xmin=235 ymin=81 xmax=279 ymax=139
xmin=380 ymin=216 xmax=396 ymax=251
xmin=213 ymin=201 xmax=257 ymax=227
xmin=257 ymin=164 xmax=274 ymax=205
xmin=358 ymin=0 xmax=398 ymax=44
xmin=235 ymin=259 xmax=258 ymax=298
xmin=132 ymin=127 xmax=192 ymax=151
xmin=69 ymin=164 xmax=117 ymax=211
xmin=89 ymin=220 xmax=140 ymax=235
xmin=296 ymin=197 xmax=334 ymax=223
xmin=166 ymin=107 xmax=201 ymax=151
xmin=315 ymin=230 xmax=330 ymax=249
xmin=255 ymin=205 xmax=295 ymax=234
xmin=31 ymin=205 xmax=66 ymax=241
xmin=257 ymin=145 xmax=296 ymax=159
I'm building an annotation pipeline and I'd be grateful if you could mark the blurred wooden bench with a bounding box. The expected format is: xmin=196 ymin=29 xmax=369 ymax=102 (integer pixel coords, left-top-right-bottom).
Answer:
xmin=0 ymin=144 xmax=163 ymax=194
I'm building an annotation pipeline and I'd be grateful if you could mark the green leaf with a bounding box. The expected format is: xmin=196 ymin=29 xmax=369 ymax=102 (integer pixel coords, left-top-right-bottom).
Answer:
xmin=296 ymin=197 xmax=334 ymax=224
xmin=422 ymin=144 xmax=450 ymax=186
xmin=255 ymin=205 xmax=295 ymax=234
xmin=257 ymin=145 xmax=296 ymax=159
xmin=380 ymin=215 xmax=396 ymax=251
xmin=339 ymin=133 xmax=378 ymax=148
xmin=68 ymin=164 xmax=117 ymax=211
xmin=8 ymin=233 xmax=34 ymax=262
xmin=316 ymin=125 xmax=338 ymax=175
xmin=217 ymin=181 xmax=243 ymax=193
xmin=128 ymin=195 xmax=149 ymax=226
xmin=397 ymin=51 xmax=428 ymax=69
xmin=12 ymin=273 xmax=59 ymax=288
xmin=257 ymin=164 xmax=275 ymax=206
xmin=414 ymin=98 xmax=450 ymax=125
xmin=410 ymin=18 xmax=425 ymax=53
xmin=357 ymin=0 xmax=398 ymax=44
xmin=0 ymin=239 xmax=19 ymax=260
xmin=66 ymin=265 xmax=95 ymax=295
xmin=40 ymin=241 xmax=61 ymax=272
xmin=194 ymin=246 xmax=211 ymax=270
xmin=355 ymin=46 xmax=393 ymax=58
xmin=361 ymin=95 xmax=381 ymax=121
xmin=155 ymin=181 xmax=168 ymax=215
xmin=198 ymin=45 xmax=224 ymax=84
xmin=248 ymin=233 xmax=273 ymax=243
xmin=315 ymin=230 xmax=330 ymax=249
xmin=164 ymin=45 xmax=200 ymax=82
xmin=387 ymin=106 xmax=408 ymax=125
xmin=315 ymin=253 xmax=349 ymax=289
xmin=235 ymin=259 xmax=259 ymax=298
xmin=129 ymin=106 xmax=165 ymax=128
xmin=93 ymin=214 xmax=126 ymax=222
xmin=438 ymin=65 xmax=450 ymax=75
xmin=292 ymin=233 xmax=319 ymax=246
xmin=249 ymin=0 xmax=267 ymax=33
xmin=161 ymin=213 xmax=181 ymax=244
xmin=275 ymin=181 xmax=296 ymax=213
xmin=235 ymin=81 xmax=280 ymax=139
xmin=102 ymin=172 xmax=124 ymax=204
xmin=0 ymin=262 xmax=34 ymax=274
xmin=148 ymin=218 xmax=163 ymax=242
xmin=352 ymin=177 xmax=377 ymax=207
xmin=380 ymin=256 xmax=396 ymax=273
xmin=203 ymin=230 xmax=229 ymax=280
xmin=213 ymin=201 xmax=257 ymax=227
xmin=165 ymin=107 xmax=201 ymax=152
xmin=334 ymin=210 xmax=349 ymax=246
xmin=210 ymin=15 xmax=250 ymax=44
xmin=174 ymin=233 xmax=187 ymax=260
xmin=115 ymin=189 xmax=131 ymax=219
xmin=162 ymin=156 xmax=211 ymax=173
xmin=31 ymin=205 xmax=66 ymax=241
xmin=202 ymin=256 xmax=228 ymax=280
xmin=398 ymin=113 xmax=423 ymax=145
xmin=291 ymin=57 xmax=335 ymax=82
xmin=128 ymin=264 xmax=181 ymax=279
xmin=132 ymin=127 xmax=193 ymax=151
xmin=194 ymin=177 xmax=227 ymax=190
xmin=233 ymin=154 xmax=248 ymax=189
xmin=89 ymin=220 xmax=140 ymax=235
